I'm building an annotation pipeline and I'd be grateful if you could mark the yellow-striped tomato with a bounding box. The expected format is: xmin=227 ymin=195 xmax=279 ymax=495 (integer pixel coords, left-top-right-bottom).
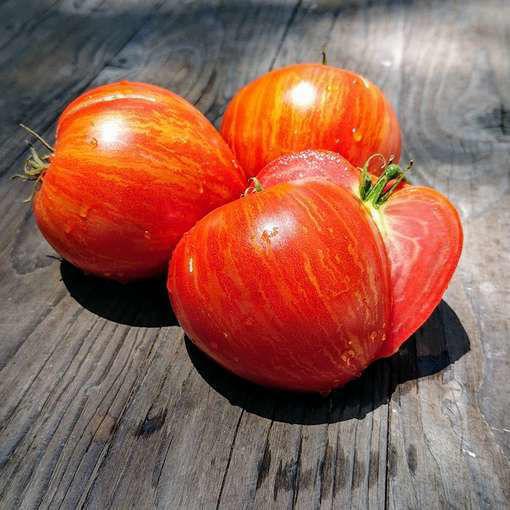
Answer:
xmin=221 ymin=63 xmax=401 ymax=177
xmin=168 ymin=150 xmax=463 ymax=393
xmin=32 ymin=81 xmax=246 ymax=282
xmin=256 ymin=150 xmax=464 ymax=359
xmin=168 ymin=179 xmax=391 ymax=393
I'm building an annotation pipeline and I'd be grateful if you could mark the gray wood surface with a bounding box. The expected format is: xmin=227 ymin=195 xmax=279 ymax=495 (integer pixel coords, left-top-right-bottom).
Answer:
xmin=0 ymin=0 xmax=509 ymax=508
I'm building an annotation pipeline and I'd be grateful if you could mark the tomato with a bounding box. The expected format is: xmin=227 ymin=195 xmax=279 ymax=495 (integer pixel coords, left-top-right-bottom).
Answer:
xmin=256 ymin=150 xmax=463 ymax=358
xmin=168 ymin=179 xmax=392 ymax=393
xmin=373 ymin=187 xmax=463 ymax=357
xmin=256 ymin=149 xmax=360 ymax=192
xmin=221 ymin=63 xmax=401 ymax=177
xmin=30 ymin=81 xmax=246 ymax=282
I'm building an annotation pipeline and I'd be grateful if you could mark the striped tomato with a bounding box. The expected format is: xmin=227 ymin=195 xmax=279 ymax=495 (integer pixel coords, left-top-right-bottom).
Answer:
xmin=168 ymin=150 xmax=463 ymax=393
xmin=220 ymin=63 xmax=401 ymax=177
xmin=29 ymin=81 xmax=246 ymax=282
xmin=256 ymin=150 xmax=463 ymax=359
xmin=168 ymin=179 xmax=392 ymax=393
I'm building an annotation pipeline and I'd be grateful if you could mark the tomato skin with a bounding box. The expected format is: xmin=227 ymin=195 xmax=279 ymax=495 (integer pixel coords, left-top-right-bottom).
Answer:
xmin=256 ymin=149 xmax=406 ymax=196
xmin=255 ymin=150 xmax=463 ymax=358
xmin=221 ymin=63 xmax=401 ymax=177
xmin=257 ymin=149 xmax=360 ymax=194
xmin=34 ymin=81 xmax=246 ymax=282
xmin=374 ymin=187 xmax=463 ymax=357
xmin=168 ymin=179 xmax=391 ymax=393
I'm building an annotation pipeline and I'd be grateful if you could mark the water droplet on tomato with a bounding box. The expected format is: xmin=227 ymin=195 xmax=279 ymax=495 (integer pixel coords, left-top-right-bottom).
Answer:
xmin=340 ymin=349 xmax=356 ymax=368
xmin=261 ymin=226 xmax=279 ymax=244
xmin=352 ymin=129 xmax=363 ymax=142
xmin=79 ymin=205 xmax=90 ymax=218
xmin=360 ymin=77 xmax=370 ymax=89
xmin=144 ymin=230 xmax=151 ymax=240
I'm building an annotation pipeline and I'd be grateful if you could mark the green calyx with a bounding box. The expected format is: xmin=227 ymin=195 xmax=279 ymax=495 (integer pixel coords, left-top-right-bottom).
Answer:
xmin=242 ymin=177 xmax=264 ymax=197
xmin=13 ymin=124 xmax=54 ymax=202
xmin=359 ymin=154 xmax=413 ymax=208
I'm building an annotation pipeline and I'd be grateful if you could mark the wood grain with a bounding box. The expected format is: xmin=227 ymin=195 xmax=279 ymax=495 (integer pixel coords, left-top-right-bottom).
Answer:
xmin=0 ymin=0 xmax=509 ymax=508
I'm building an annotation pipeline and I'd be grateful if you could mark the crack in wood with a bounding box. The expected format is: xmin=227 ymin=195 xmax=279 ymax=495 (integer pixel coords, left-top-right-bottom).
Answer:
xmin=215 ymin=409 xmax=244 ymax=510
xmin=255 ymin=420 xmax=274 ymax=491
xmin=268 ymin=0 xmax=303 ymax=71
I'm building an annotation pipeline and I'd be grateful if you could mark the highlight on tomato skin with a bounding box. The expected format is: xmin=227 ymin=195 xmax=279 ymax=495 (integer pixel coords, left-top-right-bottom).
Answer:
xmin=221 ymin=63 xmax=401 ymax=177
xmin=168 ymin=179 xmax=392 ymax=393
xmin=31 ymin=81 xmax=247 ymax=282
xmin=255 ymin=150 xmax=463 ymax=359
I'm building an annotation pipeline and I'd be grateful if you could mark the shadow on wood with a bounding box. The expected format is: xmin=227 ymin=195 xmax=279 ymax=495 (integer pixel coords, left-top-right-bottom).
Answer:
xmin=60 ymin=261 xmax=177 ymax=327
xmin=186 ymin=300 xmax=470 ymax=424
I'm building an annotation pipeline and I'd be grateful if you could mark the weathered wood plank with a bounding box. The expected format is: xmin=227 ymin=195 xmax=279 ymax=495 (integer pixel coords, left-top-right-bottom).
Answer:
xmin=1 ymin=0 xmax=166 ymax=173
xmin=0 ymin=0 xmax=509 ymax=509
xmin=381 ymin=1 xmax=510 ymax=508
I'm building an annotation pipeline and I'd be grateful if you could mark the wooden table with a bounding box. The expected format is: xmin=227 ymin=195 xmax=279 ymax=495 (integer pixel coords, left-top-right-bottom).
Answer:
xmin=1 ymin=1 xmax=509 ymax=508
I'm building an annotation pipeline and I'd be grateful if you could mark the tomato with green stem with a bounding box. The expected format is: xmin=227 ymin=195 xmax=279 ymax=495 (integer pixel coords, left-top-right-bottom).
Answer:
xmin=256 ymin=150 xmax=463 ymax=358
xmin=168 ymin=178 xmax=391 ymax=393
xmin=19 ymin=81 xmax=246 ymax=282
xmin=168 ymin=150 xmax=462 ymax=392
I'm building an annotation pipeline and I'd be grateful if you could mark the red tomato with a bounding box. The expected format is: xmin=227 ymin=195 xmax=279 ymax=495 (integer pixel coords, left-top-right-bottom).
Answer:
xmin=256 ymin=149 xmax=360 ymax=192
xmin=168 ymin=179 xmax=392 ymax=393
xmin=221 ymin=63 xmax=401 ymax=177
xmin=32 ymin=81 xmax=246 ymax=282
xmin=256 ymin=150 xmax=463 ymax=358
xmin=374 ymin=187 xmax=463 ymax=357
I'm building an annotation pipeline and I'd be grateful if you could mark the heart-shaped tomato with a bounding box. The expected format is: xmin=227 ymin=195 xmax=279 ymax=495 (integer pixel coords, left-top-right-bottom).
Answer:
xmin=168 ymin=179 xmax=391 ymax=393
xmin=256 ymin=150 xmax=463 ymax=357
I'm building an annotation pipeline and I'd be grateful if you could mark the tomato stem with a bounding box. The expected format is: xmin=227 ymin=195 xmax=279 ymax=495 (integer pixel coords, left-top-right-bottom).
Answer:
xmin=19 ymin=123 xmax=54 ymax=152
xmin=242 ymin=177 xmax=264 ymax=197
xmin=14 ymin=124 xmax=54 ymax=202
xmin=359 ymin=155 xmax=413 ymax=208
xmin=321 ymin=50 xmax=328 ymax=66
